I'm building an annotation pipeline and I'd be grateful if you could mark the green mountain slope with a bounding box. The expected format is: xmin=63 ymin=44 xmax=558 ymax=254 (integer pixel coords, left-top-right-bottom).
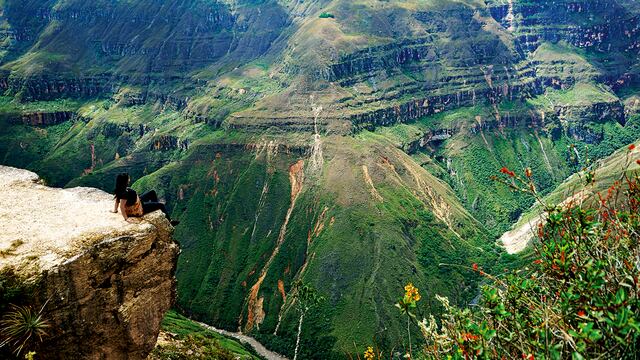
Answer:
xmin=0 ymin=0 xmax=639 ymax=357
xmin=151 ymin=310 xmax=263 ymax=359
xmin=500 ymin=139 xmax=640 ymax=254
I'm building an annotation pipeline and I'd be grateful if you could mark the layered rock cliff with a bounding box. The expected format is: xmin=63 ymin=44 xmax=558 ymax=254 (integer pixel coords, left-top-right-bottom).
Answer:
xmin=0 ymin=165 xmax=179 ymax=359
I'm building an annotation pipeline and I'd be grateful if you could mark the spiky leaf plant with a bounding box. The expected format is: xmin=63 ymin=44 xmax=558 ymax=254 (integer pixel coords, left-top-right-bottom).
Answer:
xmin=0 ymin=304 xmax=50 ymax=356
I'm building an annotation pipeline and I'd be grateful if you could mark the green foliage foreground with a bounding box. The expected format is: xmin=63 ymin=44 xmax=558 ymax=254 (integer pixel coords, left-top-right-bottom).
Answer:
xmin=377 ymin=149 xmax=640 ymax=359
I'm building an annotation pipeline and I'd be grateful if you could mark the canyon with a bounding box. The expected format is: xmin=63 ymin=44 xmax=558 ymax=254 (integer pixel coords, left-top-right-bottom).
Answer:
xmin=0 ymin=0 xmax=638 ymax=358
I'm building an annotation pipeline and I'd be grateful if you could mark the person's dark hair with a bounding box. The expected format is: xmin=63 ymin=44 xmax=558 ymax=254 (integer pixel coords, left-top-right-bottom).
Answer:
xmin=114 ymin=173 xmax=129 ymax=199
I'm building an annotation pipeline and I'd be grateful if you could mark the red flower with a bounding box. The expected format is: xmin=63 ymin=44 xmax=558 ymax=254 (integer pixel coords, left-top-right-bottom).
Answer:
xmin=537 ymin=223 xmax=544 ymax=238
xmin=629 ymin=144 xmax=636 ymax=151
xmin=461 ymin=333 xmax=479 ymax=341
xmin=472 ymin=263 xmax=479 ymax=271
xmin=577 ymin=310 xmax=586 ymax=317
xmin=636 ymin=159 xmax=640 ymax=165
xmin=533 ymin=259 xmax=542 ymax=265
xmin=500 ymin=167 xmax=515 ymax=177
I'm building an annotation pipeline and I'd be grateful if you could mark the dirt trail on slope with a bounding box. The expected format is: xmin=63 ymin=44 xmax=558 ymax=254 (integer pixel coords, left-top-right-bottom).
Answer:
xmin=362 ymin=165 xmax=383 ymax=201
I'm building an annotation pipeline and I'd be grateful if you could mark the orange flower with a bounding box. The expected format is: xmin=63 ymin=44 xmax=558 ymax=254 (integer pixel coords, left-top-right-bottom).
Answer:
xmin=472 ymin=263 xmax=479 ymax=271
xmin=577 ymin=310 xmax=586 ymax=317
xmin=364 ymin=346 xmax=375 ymax=360
xmin=404 ymin=283 xmax=421 ymax=302
xmin=533 ymin=259 xmax=542 ymax=265
xmin=525 ymin=168 xmax=532 ymax=178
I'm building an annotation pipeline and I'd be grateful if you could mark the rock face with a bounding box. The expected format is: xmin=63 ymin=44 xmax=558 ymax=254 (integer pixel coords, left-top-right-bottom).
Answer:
xmin=0 ymin=166 xmax=179 ymax=359
xmin=18 ymin=111 xmax=75 ymax=126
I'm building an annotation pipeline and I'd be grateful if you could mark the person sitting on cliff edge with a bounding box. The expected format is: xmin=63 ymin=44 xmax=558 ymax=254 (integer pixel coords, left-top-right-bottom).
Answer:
xmin=112 ymin=173 xmax=180 ymax=226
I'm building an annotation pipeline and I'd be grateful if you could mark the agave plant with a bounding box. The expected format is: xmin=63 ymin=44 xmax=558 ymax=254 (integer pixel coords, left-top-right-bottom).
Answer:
xmin=0 ymin=303 xmax=50 ymax=356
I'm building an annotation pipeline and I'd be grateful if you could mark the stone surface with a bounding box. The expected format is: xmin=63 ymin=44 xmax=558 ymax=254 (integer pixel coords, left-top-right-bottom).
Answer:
xmin=0 ymin=165 xmax=179 ymax=359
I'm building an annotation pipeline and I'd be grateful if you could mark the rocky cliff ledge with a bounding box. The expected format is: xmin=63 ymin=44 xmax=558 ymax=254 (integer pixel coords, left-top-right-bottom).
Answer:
xmin=0 ymin=166 xmax=179 ymax=359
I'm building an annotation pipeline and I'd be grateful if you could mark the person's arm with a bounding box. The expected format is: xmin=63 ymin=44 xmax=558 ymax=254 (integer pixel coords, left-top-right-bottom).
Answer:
xmin=119 ymin=199 xmax=128 ymax=221
xmin=112 ymin=198 xmax=119 ymax=213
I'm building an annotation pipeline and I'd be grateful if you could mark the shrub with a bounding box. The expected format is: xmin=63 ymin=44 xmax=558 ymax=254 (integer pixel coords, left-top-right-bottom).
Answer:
xmin=386 ymin=149 xmax=640 ymax=359
xmin=319 ymin=12 xmax=335 ymax=19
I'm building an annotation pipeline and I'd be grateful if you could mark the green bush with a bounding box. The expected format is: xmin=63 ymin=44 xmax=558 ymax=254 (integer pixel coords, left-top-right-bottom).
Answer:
xmin=319 ymin=12 xmax=335 ymax=19
xmin=385 ymin=153 xmax=640 ymax=359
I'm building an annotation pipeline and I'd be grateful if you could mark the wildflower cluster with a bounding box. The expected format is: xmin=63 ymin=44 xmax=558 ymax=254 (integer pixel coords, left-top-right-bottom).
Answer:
xmin=364 ymin=346 xmax=375 ymax=360
xmin=404 ymin=283 xmax=421 ymax=303
xmin=396 ymin=282 xmax=421 ymax=316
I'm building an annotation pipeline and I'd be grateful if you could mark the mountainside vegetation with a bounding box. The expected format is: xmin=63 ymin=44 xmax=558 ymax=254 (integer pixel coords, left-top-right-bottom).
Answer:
xmin=381 ymin=148 xmax=640 ymax=359
xmin=0 ymin=0 xmax=639 ymax=358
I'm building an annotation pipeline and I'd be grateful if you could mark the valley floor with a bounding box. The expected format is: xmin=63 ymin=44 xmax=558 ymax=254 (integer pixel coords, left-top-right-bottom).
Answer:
xmin=196 ymin=321 xmax=289 ymax=360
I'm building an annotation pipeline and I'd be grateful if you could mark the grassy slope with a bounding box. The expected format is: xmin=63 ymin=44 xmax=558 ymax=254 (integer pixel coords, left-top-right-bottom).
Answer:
xmin=0 ymin=90 xmax=495 ymax=355
xmin=130 ymin=132 xmax=494 ymax=356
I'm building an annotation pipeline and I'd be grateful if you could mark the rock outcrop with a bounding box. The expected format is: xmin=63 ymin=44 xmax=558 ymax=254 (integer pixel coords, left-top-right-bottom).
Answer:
xmin=18 ymin=111 xmax=75 ymax=126
xmin=0 ymin=166 xmax=179 ymax=359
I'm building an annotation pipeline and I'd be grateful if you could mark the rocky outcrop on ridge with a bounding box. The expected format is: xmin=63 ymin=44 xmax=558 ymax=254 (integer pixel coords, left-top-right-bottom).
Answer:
xmin=0 ymin=166 xmax=179 ymax=359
